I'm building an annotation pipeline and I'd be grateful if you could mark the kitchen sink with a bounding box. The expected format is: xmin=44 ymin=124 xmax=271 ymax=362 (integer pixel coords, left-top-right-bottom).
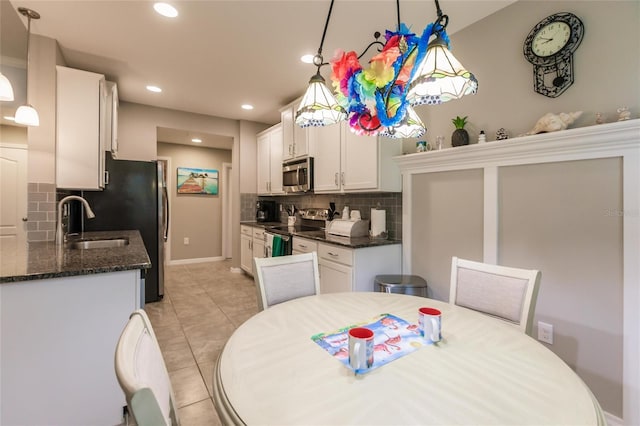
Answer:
xmin=67 ymin=237 xmax=130 ymax=250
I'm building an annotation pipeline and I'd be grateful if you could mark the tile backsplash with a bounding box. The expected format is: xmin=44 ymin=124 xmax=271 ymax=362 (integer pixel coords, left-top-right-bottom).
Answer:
xmin=27 ymin=183 xmax=57 ymax=242
xmin=241 ymin=192 xmax=402 ymax=240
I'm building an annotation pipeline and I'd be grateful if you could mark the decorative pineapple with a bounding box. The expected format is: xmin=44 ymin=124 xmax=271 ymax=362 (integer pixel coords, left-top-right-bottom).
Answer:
xmin=451 ymin=115 xmax=470 ymax=147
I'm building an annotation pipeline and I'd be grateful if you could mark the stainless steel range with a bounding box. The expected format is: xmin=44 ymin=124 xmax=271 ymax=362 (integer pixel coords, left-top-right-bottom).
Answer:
xmin=264 ymin=208 xmax=328 ymax=256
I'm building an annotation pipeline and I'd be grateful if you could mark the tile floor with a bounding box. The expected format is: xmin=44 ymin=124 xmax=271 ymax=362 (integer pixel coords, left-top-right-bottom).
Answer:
xmin=144 ymin=260 xmax=259 ymax=426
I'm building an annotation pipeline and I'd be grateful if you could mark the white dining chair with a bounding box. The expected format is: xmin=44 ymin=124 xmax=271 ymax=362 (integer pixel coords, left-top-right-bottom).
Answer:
xmin=114 ymin=309 xmax=180 ymax=426
xmin=253 ymin=252 xmax=321 ymax=310
xmin=450 ymin=257 xmax=541 ymax=335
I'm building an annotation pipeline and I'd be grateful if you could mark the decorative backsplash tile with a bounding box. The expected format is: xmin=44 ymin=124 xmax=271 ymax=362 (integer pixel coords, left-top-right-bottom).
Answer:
xmin=27 ymin=183 xmax=57 ymax=242
xmin=241 ymin=192 xmax=402 ymax=240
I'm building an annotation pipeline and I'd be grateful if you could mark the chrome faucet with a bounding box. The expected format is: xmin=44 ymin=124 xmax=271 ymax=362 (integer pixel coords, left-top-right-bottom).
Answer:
xmin=56 ymin=195 xmax=96 ymax=245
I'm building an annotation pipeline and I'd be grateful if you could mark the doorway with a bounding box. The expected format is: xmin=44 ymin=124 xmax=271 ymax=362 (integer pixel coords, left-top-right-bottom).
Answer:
xmin=222 ymin=162 xmax=232 ymax=259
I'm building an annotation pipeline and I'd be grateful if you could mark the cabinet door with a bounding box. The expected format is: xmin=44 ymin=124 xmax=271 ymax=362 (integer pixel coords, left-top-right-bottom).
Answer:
xmin=56 ymin=66 xmax=106 ymax=190
xmin=311 ymin=124 xmax=342 ymax=192
xmin=253 ymin=239 xmax=266 ymax=260
xmin=256 ymin=133 xmax=271 ymax=194
xmin=292 ymin=109 xmax=309 ymax=158
xmin=342 ymin=127 xmax=378 ymax=191
xmin=319 ymin=260 xmax=353 ymax=293
xmin=281 ymin=106 xmax=294 ymax=161
xmin=240 ymin=234 xmax=253 ymax=274
xmin=269 ymin=126 xmax=284 ymax=194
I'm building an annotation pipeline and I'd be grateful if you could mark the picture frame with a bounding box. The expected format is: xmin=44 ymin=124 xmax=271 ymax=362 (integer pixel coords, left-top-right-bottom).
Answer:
xmin=177 ymin=167 xmax=218 ymax=195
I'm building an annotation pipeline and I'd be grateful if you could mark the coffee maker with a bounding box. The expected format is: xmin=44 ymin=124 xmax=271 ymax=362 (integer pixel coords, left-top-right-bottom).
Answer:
xmin=256 ymin=200 xmax=277 ymax=222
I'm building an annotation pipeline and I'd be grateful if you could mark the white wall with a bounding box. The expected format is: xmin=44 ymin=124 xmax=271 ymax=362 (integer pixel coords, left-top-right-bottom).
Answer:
xmin=402 ymin=0 xmax=639 ymax=152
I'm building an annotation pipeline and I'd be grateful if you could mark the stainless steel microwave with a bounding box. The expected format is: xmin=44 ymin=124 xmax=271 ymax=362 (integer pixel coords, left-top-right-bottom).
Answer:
xmin=282 ymin=157 xmax=313 ymax=193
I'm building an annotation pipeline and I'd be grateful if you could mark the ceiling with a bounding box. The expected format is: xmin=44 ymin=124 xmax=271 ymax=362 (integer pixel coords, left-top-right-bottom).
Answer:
xmin=2 ymin=0 xmax=515 ymax=144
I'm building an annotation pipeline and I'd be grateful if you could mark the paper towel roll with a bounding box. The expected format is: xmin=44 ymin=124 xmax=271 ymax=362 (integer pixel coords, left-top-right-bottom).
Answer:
xmin=370 ymin=208 xmax=386 ymax=237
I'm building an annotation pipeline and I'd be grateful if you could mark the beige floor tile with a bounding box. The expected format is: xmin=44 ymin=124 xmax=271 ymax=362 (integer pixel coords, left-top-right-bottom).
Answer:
xmin=197 ymin=361 xmax=215 ymax=397
xmin=156 ymin=332 xmax=197 ymax=372
xmin=169 ymin=365 xmax=210 ymax=408
xmin=178 ymin=398 xmax=222 ymax=426
xmin=148 ymin=260 xmax=259 ymax=417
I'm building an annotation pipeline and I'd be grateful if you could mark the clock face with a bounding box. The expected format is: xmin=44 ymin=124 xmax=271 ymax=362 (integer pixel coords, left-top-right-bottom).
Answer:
xmin=532 ymin=22 xmax=571 ymax=57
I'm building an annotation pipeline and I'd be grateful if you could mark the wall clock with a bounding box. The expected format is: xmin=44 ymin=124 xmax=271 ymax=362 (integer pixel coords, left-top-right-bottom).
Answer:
xmin=523 ymin=12 xmax=584 ymax=98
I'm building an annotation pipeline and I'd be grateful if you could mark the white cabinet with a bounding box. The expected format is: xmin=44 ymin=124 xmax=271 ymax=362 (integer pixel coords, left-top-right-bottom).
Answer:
xmin=240 ymin=225 xmax=267 ymax=276
xmin=280 ymin=99 xmax=309 ymax=161
xmin=317 ymin=242 xmax=402 ymax=293
xmin=0 ymin=270 xmax=141 ymax=426
xmin=252 ymin=227 xmax=266 ymax=261
xmin=292 ymin=237 xmax=318 ymax=255
xmin=311 ymin=122 xmax=402 ymax=193
xmin=257 ymin=124 xmax=284 ymax=195
xmin=56 ymin=66 xmax=107 ymax=190
xmin=105 ymin=81 xmax=119 ymax=159
xmin=240 ymin=225 xmax=254 ymax=274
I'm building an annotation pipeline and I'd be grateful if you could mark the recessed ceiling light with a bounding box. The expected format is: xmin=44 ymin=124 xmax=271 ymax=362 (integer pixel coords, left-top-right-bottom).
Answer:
xmin=191 ymin=138 xmax=202 ymax=143
xmin=154 ymin=3 xmax=178 ymax=18
xmin=241 ymin=104 xmax=254 ymax=110
xmin=146 ymin=85 xmax=162 ymax=93
xmin=301 ymin=54 xmax=315 ymax=64
xmin=3 ymin=116 xmax=15 ymax=121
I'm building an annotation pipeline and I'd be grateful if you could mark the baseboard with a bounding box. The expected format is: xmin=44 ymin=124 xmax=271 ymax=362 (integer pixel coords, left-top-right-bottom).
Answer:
xmin=168 ymin=256 xmax=224 ymax=266
xmin=229 ymin=267 xmax=243 ymax=274
xmin=604 ymin=411 xmax=623 ymax=426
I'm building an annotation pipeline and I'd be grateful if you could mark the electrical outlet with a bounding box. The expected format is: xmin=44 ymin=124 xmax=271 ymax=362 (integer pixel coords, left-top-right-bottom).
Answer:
xmin=183 ymin=237 xmax=189 ymax=245
xmin=537 ymin=321 xmax=553 ymax=344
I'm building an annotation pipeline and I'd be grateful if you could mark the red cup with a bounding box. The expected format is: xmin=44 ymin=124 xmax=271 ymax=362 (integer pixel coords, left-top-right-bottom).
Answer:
xmin=348 ymin=327 xmax=374 ymax=371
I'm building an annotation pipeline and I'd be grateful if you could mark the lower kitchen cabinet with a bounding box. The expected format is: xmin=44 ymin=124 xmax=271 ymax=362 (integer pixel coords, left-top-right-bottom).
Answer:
xmin=240 ymin=225 xmax=253 ymax=274
xmin=0 ymin=270 xmax=141 ymax=426
xmin=317 ymin=241 xmax=402 ymax=293
xmin=240 ymin=225 xmax=266 ymax=276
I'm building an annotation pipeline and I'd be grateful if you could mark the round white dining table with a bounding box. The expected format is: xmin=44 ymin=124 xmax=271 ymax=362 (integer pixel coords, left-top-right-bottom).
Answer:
xmin=213 ymin=292 xmax=604 ymax=425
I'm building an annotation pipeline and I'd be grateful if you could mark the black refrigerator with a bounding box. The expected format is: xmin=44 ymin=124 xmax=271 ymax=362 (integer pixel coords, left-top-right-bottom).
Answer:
xmin=82 ymin=152 xmax=168 ymax=303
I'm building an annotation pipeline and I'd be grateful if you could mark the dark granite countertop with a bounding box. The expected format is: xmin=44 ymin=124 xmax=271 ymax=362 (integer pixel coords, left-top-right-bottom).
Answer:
xmin=240 ymin=221 xmax=401 ymax=249
xmin=0 ymin=230 xmax=151 ymax=284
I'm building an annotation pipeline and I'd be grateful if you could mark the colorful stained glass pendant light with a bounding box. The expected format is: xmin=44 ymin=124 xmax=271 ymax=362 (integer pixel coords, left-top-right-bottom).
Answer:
xmin=295 ymin=0 xmax=347 ymax=128
xmin=296 ymin=0 xmax=477 ymax=139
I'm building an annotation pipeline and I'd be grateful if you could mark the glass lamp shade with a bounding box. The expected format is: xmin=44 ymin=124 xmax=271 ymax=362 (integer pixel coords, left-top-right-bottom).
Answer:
xmin=380 ymin=105 xmax=426 ymax=139
xmin=295 ymin=72 xmax=347 ymax=127
xmin=406 ymin=37 xmax=478 ymax=106
xmin=0 ymin=73 xmax=15 ymax=101
xmin=15 ymin=104 xmax=40 ymax=126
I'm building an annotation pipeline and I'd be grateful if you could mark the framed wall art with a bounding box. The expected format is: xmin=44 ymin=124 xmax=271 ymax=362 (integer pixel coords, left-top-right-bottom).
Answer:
xmin=177 ymin=167 xmax=219 ymax=195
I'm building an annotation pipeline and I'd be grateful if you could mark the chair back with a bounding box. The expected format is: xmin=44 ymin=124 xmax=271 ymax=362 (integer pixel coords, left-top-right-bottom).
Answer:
xmin=114 ymin=309 xmax=179 ymax=426
xmin=450 ymin=257 xmax=541 ymax=335
xmin=254 ymin=252 xmax=321 ymax=310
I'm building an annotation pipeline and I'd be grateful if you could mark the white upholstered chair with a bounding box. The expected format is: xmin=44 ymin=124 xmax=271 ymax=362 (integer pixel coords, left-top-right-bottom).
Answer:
xmin=114 ymin=309 xmax=179 ymax=426
xmin=254 ymin=252 xmax=321 ymax=310
xmin=450 ymin=257 xmax=541 ymax=335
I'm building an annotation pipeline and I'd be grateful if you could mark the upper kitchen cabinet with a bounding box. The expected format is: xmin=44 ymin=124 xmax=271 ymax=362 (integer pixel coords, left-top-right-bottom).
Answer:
xmin=312 ymin=122 xmax=402 ymax=193
xmin=104 ymin=81 xmax=119 ymax=159
xmin=56 ymin=66 xmax=112 ymax=190
xmin=257 ymin=123 xmax=284 ymax=195
xmin=280 ymin=99 xmax=309 ymax=161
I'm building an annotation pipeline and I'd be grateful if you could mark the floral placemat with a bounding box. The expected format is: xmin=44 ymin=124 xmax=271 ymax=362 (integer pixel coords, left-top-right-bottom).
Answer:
xmin=311 ymin=313 xmax=424 ymax=374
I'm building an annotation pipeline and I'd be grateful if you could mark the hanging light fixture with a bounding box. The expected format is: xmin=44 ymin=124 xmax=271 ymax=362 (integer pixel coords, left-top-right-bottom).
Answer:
xmin=297 ymin=0 xmax=477 ymax=139
xmin=295 ymin=0 xmax=347 ymax=128
xmin=0 ymin=73 xmax=15 ymax=101
xmin=14 ymin=7 xmax=40 ymax=127
xmin=406 ymin=0 xmax=478 ymax=106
